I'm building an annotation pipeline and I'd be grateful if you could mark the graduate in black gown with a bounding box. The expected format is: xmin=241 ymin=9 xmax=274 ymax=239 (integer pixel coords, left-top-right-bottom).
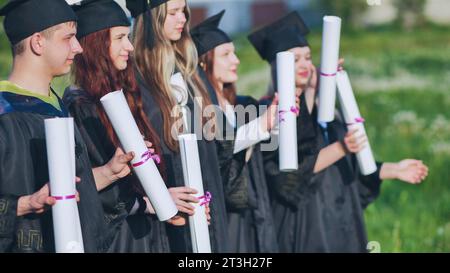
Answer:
xmin=63 ymin=0 xmax=176 ymax=253
xmin=0 ymin=0 xmax=124 ymax=252
xmin=191 ymin=10 xmax=279 ymax=253
xmin=126 ymin=0 xmax=228 ymax=253
xmin=249 ymin=12 xmax=429 ymax=252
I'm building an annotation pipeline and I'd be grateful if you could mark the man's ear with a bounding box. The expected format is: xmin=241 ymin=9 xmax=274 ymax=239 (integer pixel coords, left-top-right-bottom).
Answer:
xmin=29 ymin=33 xmax=45 ymax=56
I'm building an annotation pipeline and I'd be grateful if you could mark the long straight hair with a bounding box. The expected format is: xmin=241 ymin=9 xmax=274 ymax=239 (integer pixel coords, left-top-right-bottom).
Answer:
xmin=133 ymin=1 xmax=216 ymax=152
xmin=73 ymin=28 xmax=164 ymax=174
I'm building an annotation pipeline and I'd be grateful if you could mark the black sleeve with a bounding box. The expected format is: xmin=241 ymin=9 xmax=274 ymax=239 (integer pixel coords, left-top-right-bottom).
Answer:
xmin=212 ymin=98 xmax=253 ymax=211
xmin=0 ymin=114 xmax=43 ymax=252
xmin=215 ymin=139 xmax=251 ymax=211
xmin=263 ymin=141 xmax=319 ymax=210
xmin=358 ymin=161 xmax=383 ymax=209
xmin=0 ymin=195 xmax=19 ymax=252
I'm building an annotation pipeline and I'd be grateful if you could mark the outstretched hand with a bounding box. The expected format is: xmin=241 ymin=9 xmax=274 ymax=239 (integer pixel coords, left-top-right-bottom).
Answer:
xmin=395 ymin=159 xmax=429 ymax=184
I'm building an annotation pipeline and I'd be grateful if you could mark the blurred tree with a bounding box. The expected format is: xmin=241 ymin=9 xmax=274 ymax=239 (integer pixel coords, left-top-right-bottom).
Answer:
xmin=317 ymin=0 xmax=369 ymax=29
xmin=394 ymin=0 xmax=426 ymax=30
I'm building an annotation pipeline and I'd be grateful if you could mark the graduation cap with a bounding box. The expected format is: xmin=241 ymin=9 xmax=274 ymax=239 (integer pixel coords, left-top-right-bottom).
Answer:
xmin=149 ymin=0 xmax=168 ymax=9
xmin=248 ymin=11 xmax=310 ymax=63
xmin=191 ymin=10 xmax=231 ymax=57
xmin=0 ymin=0 xmax=77 ymax=45
xmin=73 ymin=0 xmax=130 ymax=39
xmin=125 ymin=0 xmax=169 ymax=49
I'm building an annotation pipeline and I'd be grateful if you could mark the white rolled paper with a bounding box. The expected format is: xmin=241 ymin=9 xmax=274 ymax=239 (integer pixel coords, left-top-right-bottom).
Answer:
xmin=336 ymin=70 xmax=377 ymax=175
xmin=66 ymin=0 xmax=82 ymax=5
xmin=178 ymin=134 xmax=211 ymax=253
xmin=45 ymin=118 xmax=84 ymax=253
xmin=100 ymin=90 xmax=178 ymax=221
xmin=318 ymin=16 xmax=342 ymax=122
xmin=67 ymin=118 xmax=84 ymax=249
xmin=277 ymin=51 xmax=298 ymax=171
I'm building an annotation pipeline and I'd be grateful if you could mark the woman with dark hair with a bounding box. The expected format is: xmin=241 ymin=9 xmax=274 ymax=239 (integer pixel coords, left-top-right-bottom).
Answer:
xmin=128 ymin=0 xmax=229 ymax=253
xmin=63 ymin=0 xmax=200 ymax=252
xmin=191 ymin=10 xmax=279 ymax=253
xmin=249 ymin=11 xmax=428 ymax=252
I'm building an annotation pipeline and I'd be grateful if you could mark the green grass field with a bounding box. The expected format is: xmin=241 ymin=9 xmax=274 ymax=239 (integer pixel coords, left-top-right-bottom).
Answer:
xmin=233 ymin=25 xmax=450 ymax=253
xmin=1 ymin=19 xmax=448 ymax=252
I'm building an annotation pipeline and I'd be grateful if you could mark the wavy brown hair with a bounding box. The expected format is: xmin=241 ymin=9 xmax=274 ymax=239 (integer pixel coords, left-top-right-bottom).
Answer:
xmin=73 ymin=28 xmax=164 ymax=176
xmin=133 ymin=1 xmax=216 ymax=152
xmin=199 ymin=49 xmax=237 ymax=106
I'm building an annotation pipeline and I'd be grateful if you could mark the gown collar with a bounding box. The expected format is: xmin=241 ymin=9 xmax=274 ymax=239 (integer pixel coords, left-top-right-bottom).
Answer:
xmin=0 ymin=81 xmax=68 ymax=117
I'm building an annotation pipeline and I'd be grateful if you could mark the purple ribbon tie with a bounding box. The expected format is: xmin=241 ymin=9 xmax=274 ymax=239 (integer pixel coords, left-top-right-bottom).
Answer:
xmin=320 ymin=72 xmax=337 ymax=77
xmin=279 ymin=106 xmax=300 ymax=122
xmin=198 ymin=191 xmax=212 ymax=206
xmin=347 ymin=117 xmax=365 ymax=126
xmin=53 ymin=194 xmax=76 ymax=201
xmin=321 ymin=65 xmax=343 ymax=77
xmin=132 ymin=150 xmax=161 ymax=168
xmin=290 ymin=106 xmax=300 ymax=115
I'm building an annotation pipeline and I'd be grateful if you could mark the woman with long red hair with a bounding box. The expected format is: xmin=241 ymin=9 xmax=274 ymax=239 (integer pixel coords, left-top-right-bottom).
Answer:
xmin=63 ymin=0 xmax=201 ymax=253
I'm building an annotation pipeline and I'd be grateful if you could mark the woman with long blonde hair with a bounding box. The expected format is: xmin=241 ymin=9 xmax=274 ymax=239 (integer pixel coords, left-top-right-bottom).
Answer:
xmin=127 ymin=0 xmax=229 ymax=253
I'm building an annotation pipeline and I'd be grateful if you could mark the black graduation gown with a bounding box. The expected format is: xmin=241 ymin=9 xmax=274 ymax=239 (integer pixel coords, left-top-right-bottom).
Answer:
xmin=137 ymin=72 xmax=229 ymax=253
xmin=262 ymin=93 xmax=382 ymax=252
xmin=313 ymin=112 xmax=382 ymax=253
xmin=198 ymin=67 xmax=254 ymax=252
xmin=216 ymin=129 xmax=257 ymax=253
xmin=260 ymin=94 xmax=325 ymax=252
xmin=0 ymin=90 xmax=112 ymax=253
xmin=63 ymin=88 xmax=170 ymax=253
xmin=230 ymin=95 xmax=279 ymax=253
xmin=199 ymin=67 xmax=278 ymax=252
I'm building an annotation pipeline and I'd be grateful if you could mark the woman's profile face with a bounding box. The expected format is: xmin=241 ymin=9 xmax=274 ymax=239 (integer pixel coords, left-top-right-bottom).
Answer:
xmin=213 ymin=42 xmax=240 ymax=86
xmin=109 ymin=26 xmax=134 ymax=71
xmin=288 ymin=46 xmax=313 ymax=89
xmin=163 ymin=0 xmax=187 ymax=42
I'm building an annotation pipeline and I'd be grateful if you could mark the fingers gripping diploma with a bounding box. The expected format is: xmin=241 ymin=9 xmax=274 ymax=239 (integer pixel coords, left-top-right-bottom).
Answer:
xmin=167 ymin=186 xmax=211 ymax=226
xmin=107 ymin=147 xmax=134 ymax=180
xmin=343 ymin=128 xmax=368 ymax=154
xmin=17 ymin=177 xmax=81 ymax=216
xmin=102 ymin=140 xmax=153 ymax=185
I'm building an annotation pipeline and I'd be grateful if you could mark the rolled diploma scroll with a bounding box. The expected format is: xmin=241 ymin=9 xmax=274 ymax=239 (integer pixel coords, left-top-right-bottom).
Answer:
xmin=170 ymin=73 xmax=189 ymax=130
xmin=45 ymin=118 xmax=84 ymax=253
xmin=178 ymin=134 xmax=212 ymax=253
xmin=65 ymin=0 xmax=82 ymax=5
xmin=336 ymin=70 xmax=377 ymax=175
xmin=67 ymin=118 xmax=84 ymax=249
xmin=277 ymin=51 xmax=298 ymax=171
xmin=318 ymin=16 xmax=342 ymax=122
xmin=100 ymin=90 xmax=178 ymax=221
